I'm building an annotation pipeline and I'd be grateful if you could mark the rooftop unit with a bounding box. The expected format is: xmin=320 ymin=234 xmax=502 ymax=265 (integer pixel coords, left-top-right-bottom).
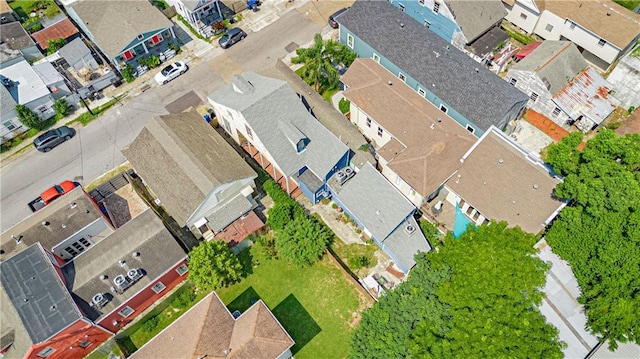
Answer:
xmin=127 ymin=268 xmax=143 ymax=282
xmin=91 ymin=293 xmax=109 ymax=309
xmin=335 ymin=167 xmax=356 ymax=185
xmin=113 ymin=275 xmax=131 ymax=293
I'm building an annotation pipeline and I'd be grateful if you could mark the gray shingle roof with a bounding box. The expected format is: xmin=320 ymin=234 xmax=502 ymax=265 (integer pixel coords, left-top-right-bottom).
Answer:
xmin=123 ymin=111 xmax=256 ymax=226
xmin=0 ymin=84 xmax=16 ymax=117
xmin=58 ymin=38 xmax=92 ymax=68
xmin=208 ymin=72 xmax=349 ymax=178
xmin=1 ymin=244 xmax=81 ymax=344
xmin=511 ymin=41 xmax=588 ymax=95
xmin=337 ymin=0 xmax=529 ymax=132
xmin=330 ymin=163 xmax=415 ymax=241
xmin=381 ymin=216 xmax=431 ymax=272
xmin=445 ymin=0 xmax=507 ymax=43
xmin=205 ymin=194 xmax=255 ymax=232
xmin=0 ymin=22 xmax=35 ymax=50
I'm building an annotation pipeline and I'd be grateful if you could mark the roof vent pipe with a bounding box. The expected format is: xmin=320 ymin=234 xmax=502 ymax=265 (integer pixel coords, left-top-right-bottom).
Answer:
xmin=498 ymin=159 xmax=504 ymax=165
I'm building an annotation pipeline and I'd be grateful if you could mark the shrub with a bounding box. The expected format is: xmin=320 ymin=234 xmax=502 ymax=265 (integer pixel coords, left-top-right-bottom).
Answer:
xmin=338 ymin=98 xmax=350 ymax=114
xmin=16 ymin=105 xmax=43 ymax=130
xmin=188 ymin=240 xmax=243 ymax=291
xmin=276 ymin=216 xmax=332 ymax=267
xmin=332 ymin=203 xmax=338 ymax=209
xmin=253 ymin=234 xmax=278 ymax=262
xmin=139 ymin=55 xmax=160 ymax=69
xmin=122 ymin=65 xmax=135 ymax=83
xmin=419 ymin=219 xmax=440 ymax=242
xmin=168 ymin=43 xmax=182 ymax=54
xmin=54 ymin=98 xmax=69 ymax=118
xmin=350 ymin=255 xmax=371 ymax=270
xmin=47 ymin=37 xmax=66 ymax=55
xmin=320 ymin=198 xmax=331 ymax=205
xmin=141 ymin=315 xmax=159 ymax=332
xmin=172 ymin=286 xmax=196 ymax=309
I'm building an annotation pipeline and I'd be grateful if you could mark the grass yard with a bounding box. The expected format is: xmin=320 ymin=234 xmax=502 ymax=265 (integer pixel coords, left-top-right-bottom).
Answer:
xmin=217 ymin=248 xmax=370 ymax=359
xmin=613 ymin=0 xmax=640 ymax=10
xmin=330 ymin=241 xmax=378 ymax=277
xmin=9 ymin=0 xmax=60 ymax=21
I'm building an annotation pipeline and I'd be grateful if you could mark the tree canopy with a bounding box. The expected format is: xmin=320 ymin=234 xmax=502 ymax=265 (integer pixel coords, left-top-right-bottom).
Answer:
xmin=47 ymin=37 xmax=67 ymax=55
xmin=545 ymin=130 xmax=640 ymax=349
xmin=16 ymin=105 xmax=43 ymax=130
xmin=275 ymin=215 xmax=333 ymax=267
xmin=350 ymin=222 xmax=563 ymax=359
xmin=187 ymin=240 xmax=243 ymax=291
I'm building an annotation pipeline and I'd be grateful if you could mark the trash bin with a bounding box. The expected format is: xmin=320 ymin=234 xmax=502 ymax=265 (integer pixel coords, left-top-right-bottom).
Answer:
xmin=203 ymin=114 xmax=211 ymax=123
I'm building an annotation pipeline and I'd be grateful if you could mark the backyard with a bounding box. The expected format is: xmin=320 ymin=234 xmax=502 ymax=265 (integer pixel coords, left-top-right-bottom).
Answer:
xmin=9 ymin=0 xmax=60 ymax=22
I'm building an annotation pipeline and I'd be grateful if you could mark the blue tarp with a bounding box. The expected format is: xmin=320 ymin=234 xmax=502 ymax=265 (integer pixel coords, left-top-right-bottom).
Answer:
xmin=453 ymin=203 xmax=473 ymax=238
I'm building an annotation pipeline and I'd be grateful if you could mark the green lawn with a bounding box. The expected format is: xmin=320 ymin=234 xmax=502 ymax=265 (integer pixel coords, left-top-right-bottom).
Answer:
xmin=9 ymin=0 xmax=60 ymax=21
xmin=217 ymin=248 xmax=368 ymax=359
xmin=613 ymin=0 xmax=640 ymax=10
xmin=330 ymin=241 xmax=378 ymax=277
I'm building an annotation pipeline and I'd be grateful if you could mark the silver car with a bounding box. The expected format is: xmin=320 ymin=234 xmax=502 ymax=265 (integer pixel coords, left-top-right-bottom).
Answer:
xmin=154 ymin=61 xmax=188 ymax=85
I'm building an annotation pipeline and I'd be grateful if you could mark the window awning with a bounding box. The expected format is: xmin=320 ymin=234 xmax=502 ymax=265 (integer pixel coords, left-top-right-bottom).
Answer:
xmin=514 ymin=42 xmax=542 ymax=61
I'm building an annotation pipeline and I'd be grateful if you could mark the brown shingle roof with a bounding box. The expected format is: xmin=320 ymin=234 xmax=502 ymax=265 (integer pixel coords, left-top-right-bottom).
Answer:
xmin=131 ymin=292 xmax=294 ymax=359
xmin=445 ymin=129 xmax=564 ymax=234
xmin=341 ymin=58 xmax=476 ymax=196
xmin=31 ymin=18 xmax=79 ymax=49
xmin=0 ymin=0 xmax=11 ymax=14
xmin=544 ymin=0 xmax=640 ymax=48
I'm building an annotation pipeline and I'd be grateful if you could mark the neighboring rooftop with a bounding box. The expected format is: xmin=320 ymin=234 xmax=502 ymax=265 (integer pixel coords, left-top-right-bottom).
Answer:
xmin=62 ymin=209 xmax=187 ymax=321
xmin=0 ymin=22 xmax=35 ymax=51
xmin=0 ymin=58 xmax=49 ymax=105
xmin=31 ymin=18 xmax=79 ymax=50
xmin=336 ymin=0 xmax=529 ymax=132
xmin=342 ymin=58 xmax=476 ymax=196
xmin=208 ymin=72 xmax=349 ymax=178
xmin=445 ymin=0 xmax=507 ymax=43
xmin=0 ymin=83 xmax=16 ymax=117
xmin=511 ymin=41 xmax=589 ymax=95
xmin=445 ymin=127 xmax=564 ymax=234
xmin=32 ymin=61 xmax=64 ymax=86
xmin=123 ymin=111 xmax=257 ymax=226
xmin=543 ymin=0 xmax=640 ymax=49
xmin=131 ymin=291 xmax=295 ymax=359
xmin=57 ymin=37 xmax=92 ymax=66
xmin=0 ymin=244 xmax=81 ymax=345
xmin=0 ymin=187 xmax=112 ymax=261
xmin=69 ymin=0 xmax=172 ymax=58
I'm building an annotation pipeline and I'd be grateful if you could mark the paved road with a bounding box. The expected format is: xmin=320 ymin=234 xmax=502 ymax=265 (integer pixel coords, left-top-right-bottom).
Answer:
xmin=0 ymin=9 xmax=324 ymax=232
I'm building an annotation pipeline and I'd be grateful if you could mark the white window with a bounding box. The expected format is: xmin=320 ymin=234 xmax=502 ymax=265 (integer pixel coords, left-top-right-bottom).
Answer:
xmin=520 ymin=13 xmax=527 ymax=20
xmin=545 ymin=24 xmax=553 ymax=32
xmin=417 ymin=87 xmax=426 ymax=97
xmin=465 ymin=125 xmax=475 ymax=134
xmin=509 ymin=78 xmax=517 ymax=86
xmin=552 ymin=107 xmax=561 ymax=117
xmin=366 ymin=118 xmax=372 ymax=128
xmin=137 ymin=34 xmax=144 ymax=40
xmin=372 ymin=53 xmax=380 ymax=63
xmin=598 ymin=39 xmax=606 ymax=47
xmin=398 ymin=72 xmax=406 ymax=82
xmin=377 ymin=126 xmax=383 ymax=137
xmin=4 ymin=121 xmax=16 ymax=131
xmin=176 ymin=264 xmax=188 ymax=275
xmin=347 ymin=34 xmax=354 ymax=49
xmin=424 ymin=20 xmax=430 ymax=28
xmin=439 ymin=104 xmax=448 ymax=114
xmin=37 ymin=347 xmax=55 ymax=358
xmin=530 ymin=92 xmax=539 ymax=102
xmin=151 ymin=282 xmax=166 ymax=294
xmin=118 ymin=306 xmax=135 ymax=318
xmin=399 ymin=3 xmax=405 ymax=12
xmin=433 ymin=2 xmax=440 ymax=13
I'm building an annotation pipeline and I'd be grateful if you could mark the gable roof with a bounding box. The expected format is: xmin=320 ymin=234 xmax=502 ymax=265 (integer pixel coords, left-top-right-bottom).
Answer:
xmin=69 ymin=0 xmax=172 ymax=58
xmin=208 ymin=72 xmax=349 ymax=178
xmin=0 ymin=22 xmax=35 ymax=50
xmin=1 ymin=244 xmax=82 ymax=344
xmin=337 ymin=0 xmax=529 ymax=132
xmin=341 ymin=58 xmax=476 ymax=196
xmin=31 ymin=18 xmax=79 ymax=50
xmin=511 ymin=41 xmax=588 ymax=94
xmin=445 ymin=127 xmax=564 ymax=234
xmin=62 ymin=209 xmax=187 ymax=322
xmin=131 ymin=292 xmax=294 ymax=359
xmin=57 ymin=37 xmax=92 ymax=66
xmin=446 ymin=0 xmax=507 ymax=43
xmin=123 ymin=111 xmax=256 ymax=226
xmin=0 ymin=83 xmax=16 ymax=116
xmin=0 ymin=187 xmax=111 ymax=261
xmin=0 ymin=58 xmax=49 ymax=105
xmin=543 ymin=0 xmax=640 ymax=49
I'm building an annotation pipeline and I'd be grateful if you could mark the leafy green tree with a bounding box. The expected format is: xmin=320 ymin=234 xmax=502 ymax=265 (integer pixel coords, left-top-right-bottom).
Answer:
xmin=47 ymin=37 xmax=67 ymax=55
xmin=187 ymin=240 xmax=243 ymax=291
xmin=545 ymin=131 xmax=583 ymax=176
xmin=54 ymin=98 xmax=69 ymax=118
xmin=15 ymin=105 xmax=43 ymax=130
xmin=268 ymin=203 xmax=296 ymax=231
xmin=275 ymin=216 xmax=332 ymax=267
xmin=122 ymin=65 xmax=136 ymax=83
xmin=546 ymin=130 xmax=640 ymax=349
xmin=292 ymin=33 xmax=356 ymax=92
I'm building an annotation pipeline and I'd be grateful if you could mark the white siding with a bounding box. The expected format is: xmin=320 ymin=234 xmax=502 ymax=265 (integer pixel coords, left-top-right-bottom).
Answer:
xmin=349 ymin=104 xmax=392 ymax=148
xmin=506 ymin=69 xmax=571 ymax=127
xmin=504 ymin=0 xmax=540 ymax=33
xmin=380 ymin=164 xmax=424 ymax=207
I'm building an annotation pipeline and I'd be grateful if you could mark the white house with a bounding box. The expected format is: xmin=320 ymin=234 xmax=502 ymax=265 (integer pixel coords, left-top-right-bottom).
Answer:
xmin=166 ymin=0 xmax=223 ymax=37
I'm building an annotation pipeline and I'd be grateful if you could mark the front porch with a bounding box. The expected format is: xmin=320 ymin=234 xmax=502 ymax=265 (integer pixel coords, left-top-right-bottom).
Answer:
xmin=241 ymin=142 xmax=303 ymax=199
xmin=114 ymin=27 xmax=178 ymax=72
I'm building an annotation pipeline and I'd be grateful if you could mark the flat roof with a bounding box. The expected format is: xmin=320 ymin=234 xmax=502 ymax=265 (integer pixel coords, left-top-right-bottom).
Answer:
xmin=0 ymin=58 xmax=50 ymax=105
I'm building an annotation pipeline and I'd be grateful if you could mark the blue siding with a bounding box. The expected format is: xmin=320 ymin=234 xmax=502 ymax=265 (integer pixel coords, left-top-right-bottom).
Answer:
xmin=298 ymin=178 xmax=316 ymax=202
xmin=389 ymin=0 xmax=459 ymax=44
xmin=339 ymin=29 xmax=484 ymax=136
xmin=325 ymin=151 xmax=350 ymax=181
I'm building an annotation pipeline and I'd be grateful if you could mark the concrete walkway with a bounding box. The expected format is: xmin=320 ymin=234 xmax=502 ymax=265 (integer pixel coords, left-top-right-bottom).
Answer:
xmin=331 ymin=90 xmax=343 ymax=112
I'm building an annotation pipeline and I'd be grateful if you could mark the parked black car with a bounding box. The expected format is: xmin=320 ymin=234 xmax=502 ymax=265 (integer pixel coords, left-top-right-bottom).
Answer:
xmin=33 ymin=126 xmax=75 ymax=152
xmin=218 ymin=28 xmax=247 ymax=49
xmin=328 ymin=8 xmax=349 ymax=29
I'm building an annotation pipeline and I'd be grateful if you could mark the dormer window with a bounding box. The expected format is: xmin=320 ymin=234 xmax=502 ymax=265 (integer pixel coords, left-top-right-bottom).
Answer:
xmin=137 ymin=34 xmax=144 ymax=40
xmin=296 ymin=138 xmax=308 ymax=153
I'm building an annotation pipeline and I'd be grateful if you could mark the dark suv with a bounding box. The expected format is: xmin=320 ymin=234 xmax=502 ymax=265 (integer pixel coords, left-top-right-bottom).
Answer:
xmin=218 ymin=28 xmax=247 ymax=49
xmin=33 ymin=126 xmax=74 ymax=152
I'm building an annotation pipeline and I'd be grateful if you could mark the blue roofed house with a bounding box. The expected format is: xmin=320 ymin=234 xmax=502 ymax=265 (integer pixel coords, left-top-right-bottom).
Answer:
xmin=336 ymin=0 xmax=529 ymax=137
xmin=328 ymin=163 xmax=431 ymax=274
xmin=387 ymin=0 xmax=507 ymax=53
xmin=208 ymin=72 xmax=350 ymax=203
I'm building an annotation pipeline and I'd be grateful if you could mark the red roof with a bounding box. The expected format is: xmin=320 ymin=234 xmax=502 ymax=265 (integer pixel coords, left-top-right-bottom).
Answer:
xmin=31 ymin=18 xmax=79 ymax=49
xmin=514 ymin=41 xmax=542 ymax=60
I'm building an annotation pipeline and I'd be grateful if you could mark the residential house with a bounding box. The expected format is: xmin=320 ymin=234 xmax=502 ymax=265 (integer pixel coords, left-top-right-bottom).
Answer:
xmin=328 ymin=163 xmax=431 ymax=274
xmin=0 ymin=0 xmax=16 ymax=24
xmin=66 ymin=0 xmax=176 ymax=71
xmin=506 ymin=41 xmax=620 ymax=131
xmin=606 ymin=52 xmax=640 ymax=110
xmin=32 ymin=61 xmax=75 ymax=101
xmin=336 ymin=0 xmax=529 ymax=137
xmin=208 ymin=72 xmax=350 ymax=203
xmin=0 ymin=84 xmax=23 ymax=143
xmin=131 ymin=291 xmax=295 ymax=359
xmin=0 ymin=186 xmax=114 ymax=262
xmin=123 ymin=111 xmax=262 ymax=244
xmin=31 ymin=18 xmax=80 ymax=52
xmin=166 ymin=0 xmax=224 ymax=37
xmin=435 ymin=126 xmax=565 ymax=235
xmin=0 ymin=22 xmax=42 ymax=65
xmin=341 ymin=58 xmax=476 ymax=208
xmin=0 ymin=243 xmax=113 ymax=359
xmin=387 ymin=0 xmax=508 ymax=53
xmin=502 ymin=0 xmax=640 ymax=71
xmin=57 ymin=37 xmax=99 ymax=72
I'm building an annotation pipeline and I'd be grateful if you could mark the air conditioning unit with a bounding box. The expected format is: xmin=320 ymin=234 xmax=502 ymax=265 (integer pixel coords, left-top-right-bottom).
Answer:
xmin=127 ymin=268 xmax=143 ymax=282
xmin=113 ymin=275 xmax=130 ymax=291
xmin=92 ymin=293 xmax=108 ymax=308
xmin=343 ymin=167 xmax=354 ymax=177
xmin=404 ymin=223 xmax=416 ymax=235
xmin=336 ymin=171 xmax=348 ymax=185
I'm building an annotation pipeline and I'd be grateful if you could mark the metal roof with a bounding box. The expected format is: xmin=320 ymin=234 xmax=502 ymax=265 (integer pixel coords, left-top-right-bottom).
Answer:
xmin=0 ymin=58 xmax=50 ymax=105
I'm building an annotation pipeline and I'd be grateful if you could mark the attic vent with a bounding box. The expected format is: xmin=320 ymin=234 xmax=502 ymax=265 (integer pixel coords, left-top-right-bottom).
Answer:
xmin=70 ymin=202 xmax=77 ymax=209
xmin=387 ymin=80 xmax=392 ymax=85
xmin=400 ymin=23 xmax=404 ymax=28
xmin=100 ymin=274 xmax=108 ymax=280
xmin=533 ymin=184 xmax=539 ymax=189
xmin=132 ymin=252 xmax=140 ymax=257
xmin=498 ymin=159 xmax=504 ymax=165
xmin=404 ymin=223 xmax=416 ymax=235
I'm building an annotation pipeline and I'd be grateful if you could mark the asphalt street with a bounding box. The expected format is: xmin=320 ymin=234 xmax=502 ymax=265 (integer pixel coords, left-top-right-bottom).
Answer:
xmin=0 ymin=8 xmax=325 ymax=232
